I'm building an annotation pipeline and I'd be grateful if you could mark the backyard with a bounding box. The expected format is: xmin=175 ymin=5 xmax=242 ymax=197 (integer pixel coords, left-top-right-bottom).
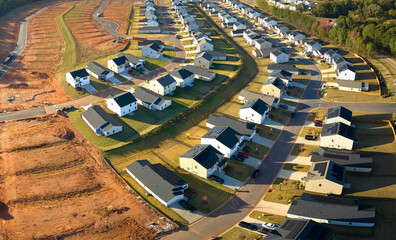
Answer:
xmin=264 ymin=178 xmax=305 ymax=204
xmin=249 ymin=211 xmax=286 ymax=225
xmin=224 ymin=159 xmax=255 ymax=182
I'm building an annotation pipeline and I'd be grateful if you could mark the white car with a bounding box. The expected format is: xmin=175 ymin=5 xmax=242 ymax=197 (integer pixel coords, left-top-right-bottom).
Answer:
xmin=262 ymin=222 xmax=278 ymax=230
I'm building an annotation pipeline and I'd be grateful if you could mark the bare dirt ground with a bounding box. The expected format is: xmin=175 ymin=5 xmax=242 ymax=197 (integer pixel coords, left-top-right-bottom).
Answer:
xmin=0 ymin=114 xmax=175 ymax=239
xmin=101 ymin=1 xmax=134 ymax=35
xmin=0 ymin=3 xmax=72 ymax=112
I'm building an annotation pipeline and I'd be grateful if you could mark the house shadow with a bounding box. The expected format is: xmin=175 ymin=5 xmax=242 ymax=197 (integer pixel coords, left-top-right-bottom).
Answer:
xmin=212 ymin=63 xmax=237 ymax=71
xmin=0 ymin=202 xmax=13 ymax=220
xmin=227 ymin=55 xmax=240 ymax=62
xmin=356 ymin=72 xmax=376 ymax=80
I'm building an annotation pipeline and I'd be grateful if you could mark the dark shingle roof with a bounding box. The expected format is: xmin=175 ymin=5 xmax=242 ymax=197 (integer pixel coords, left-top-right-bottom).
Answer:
xmin=133 ymin=87 xmax=168 ymax=106
xmin=338 ymin=64 xmax=354 ymax=72
xmin=239 ymin=89 xmax=278 ymax=106
xmin=70 ymin=69 xmax=89 ymax=79
xmin=109 ymin=91 xmax=136 ymax=108
xmin=240 ymin=98 xmax=269 ymax=115
xmin=126 ymin=160 xmax=187 ymax=203
xmin=268 ymin=64 xmax=299 ymax=73
xmin=195 ymin=52 xmax=213 ymax=61
xmin=202 ymin=126 xmax=241 ymax=149
xmin=270 ymin=70 xmax=292 ymax=80
xmin=207 ymin=114 xmax=256 ymax=138
xmin=321 ymin=122 xmax=354 ymax=140
xmin=155 ymin=74 xmax=176 ymax=87
xmin=271 ymin=49 xmax=286 ymax=57
xmin=287 ymin=193 xmax=376 ymax=225
xmin=311 ymin=147 xmax=372 ymax=170
xmin=263 ymin=77 xmax=287 ymax=90
xmin=82 ymin=105 xmax=120 ymax=130
xmin=138 ymin=40 xmax=164 ymax=48
xmin=169 ymin=68 xmax=194 ymax=79
xmin=264 ymin=218 xmax=333 ymax=240
xmin=117 ymin=53 xmax=144 ymax=65
xmin=145 ymin=43 xmax=162 ymax=51
xmin=111 ymin=56 xmax=128 ymax=66
xmin=86 ymin=62 xmax=110 ymax=75
xmin=183 ymin=65 xmax=215 ymax=78
xmin=306 ymin=160 xmax=346 ymax=185
xmin=180 ymin=144 xmax=224 ymax=169
xmin=326 ymin=106 xmax=352 ymax=122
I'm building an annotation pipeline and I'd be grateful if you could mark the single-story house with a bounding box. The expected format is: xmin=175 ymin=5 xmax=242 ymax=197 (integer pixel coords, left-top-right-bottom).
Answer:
xmin=201 ymin=126 xmax=244 ymax=158
xmin=208 ymin=51 xmax=227 ymax=61
xmin=106 ymin=91 xmax=137 ymax=117
xmin=138 ymin=26 xmax=161 ymax=34
xmin=179 ymin=144 xmax=226 ymax=179
xmin=261 ymin=77 xmax=287 ymax=98
xmin=66 ymin=69 xmax=90 ymax=88
xmin=270 ymin=49 xmax=289 ymax=64
xmin=267 ymin=64 xmax=300 ymax=75
xmin=206 ymin=114 xmax=256 ymax=141
xmin=287 ymin=193 xmax=375 ymax=227
xmin=86 ymin=62 xmax=114 ymax=80
xmin=335 ymin=79 xmax=369 ymax=92
xmin=133 ymin=87 xmax=171 ymax=111
xmin=239 ymin=98 xmax=269 ymax=124
xmin=107 ymin=56 xmax=131 ymax=74
xmin=325 ymin=106 xmax=352 ymax=126
xmin=320 ymin=122 xmax=355 ymax=150
xmin=238 ymin=89 xmax=279 ymax=108
xmin=169 ymin=68 xmax=194 ymax=88
xmin=149 ymin=74 xmax=177 ymax=96
xmin=126 ymin=160 xmax=188 ymax=207
xmin=142 ymin=43 xmax=163 ymax=59
xmin=183 ymin=65 xmax=216 ymax=81
xmin=305 ymin=160 xmax=346 ymax=195
xmin=194 ymin=51 xmax=214 ymax=69
xmin=81 ymin=105 xmax=122 ymax=137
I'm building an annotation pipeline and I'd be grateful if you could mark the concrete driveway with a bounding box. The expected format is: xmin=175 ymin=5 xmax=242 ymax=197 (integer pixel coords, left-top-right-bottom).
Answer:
xmin=119 ymin=72 xmax=134 ymax=81
xmin=295 ymin=136 xmax=321 ymax=145
xmin=159 ymin=56 xmax=172 ymax=62
xmin=108 ymin=76 xmax=122 ymax=85
xmin=252 ymin=135 xmax=274 ymax=148
xmin=254 ymin=200 xmax=290 ymax=216
xmin=83 ymin=84 xmax=97 ymax=94
xmin=169 ymin=202 xmax=204 ymax=224
xmin=215 ymin=171 xmax=244 ymax=190
xmin=243 ymin=156 xmax=262 ymax=168
xmin=277 ymin=169 xmax=307 ymax=181
xmin=286 ymin=155 xmax=311 ymax=165
xmin=262 ymin=119 xmax=285 ymax=131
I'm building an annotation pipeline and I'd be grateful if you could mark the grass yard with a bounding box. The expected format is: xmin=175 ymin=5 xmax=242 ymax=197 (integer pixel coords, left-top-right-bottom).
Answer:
xmin=286 ymin=86 xmax=304 ymax=98
xmin=269 ymin=108 xmax=291 ymax=125
xmin=280 ymin=99 xmax=297 ymax=107
xmin=249 ymin=211 xmax=286 ymax=225
xmin=264 ymin=178 xmax=305 ymax=204
xmin=306 ymin=107 xmax=328 ymax=121
xmin=283 ymin=163 xmax=310 ymax=172
xmin=163 ymin=49 xmax=176 ymax=59
xmin=224 ymin=159 xmax=255 ymax=182
xmin=169 ymin=87 xmax=203 ymax=107
xmin=219 ymin=227 xmax=262 ymax=240
xmin=256 ymin=124 xmax=281 ymax=141
xmin=244 ymin=141 xmax=269 ymax=160
xmin=292 ymin=76 xmax=309 ymax=85
xmin=290 ymin=144 xmax=320 ymax=157
xmin=370 ymin=57 xmax=396 ymax=94
xmin=298 ymin=126 xmax=321 ymax=138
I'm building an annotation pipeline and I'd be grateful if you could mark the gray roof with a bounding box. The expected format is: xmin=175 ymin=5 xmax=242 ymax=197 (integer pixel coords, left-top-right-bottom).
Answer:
xmin=326 ymin=106 xmax=352 ymax=122
xmin=70 ymin=69 xmax=89 ymax=79
xmin=126 ymin=160 xmax=187 ymax=203
xmin=169 ymin=68 xmax=194 ymax=79
xmin=144 ymin=43 xmax=162 ymax=52
xmin=139 ymin=26 xmax=161 ymax=33
xmin=198 ymin=38 xmax=213 ymax=46
xmin=202 ymin=126 xmax=241 ymax=149
xmin=264 ymin=218 xmax=333 ymax=240
xmin=184 ymin=65 xmax=215 ymax=78
xmin=288 ymin=193 xmax=376 ymax=224
xmin=321 ymin=122 xmax=354 ymax=140
xmin=240 ymin=98 xmax=269 ymax=115
xmin=338 ymin=64 xmax=354 ymax=72
xmin=82 ymin=105 xmax=121 ymax=132
xmin=195 ymin=52 xmax=213 ymax=61
xmin=268 ymin=64 xmax=299 ymax=73
xmin=305 ymin=160 xmax=346 ymax=185
xmin=336 ymin=79 xmax=364 ymax=89
xmin=271 ymin=49 xmax=286 ymax=57
xmin=180 ymin=144 xmax=224 ymax=169
xmin=133 ymin=87 xmax=168 ymax=106
xmin=270 ymin=70 xmax=292 ymax=81
xmin=86 ymin=62 xmax=110 ymax=76
xmin=117 ymin=53 xmax=144 ymax=65
xmin=311 ymin=147 xmax=372 ymax=170
xmin=108 ymin=91 xmax=137 ymax=108
xmin=207 ymin=114 xmax=256 ymax=138
xmin=155 ymin=74 xmax=176 ymax=87
xmin=207 ymin=51 xmax=227 ymax=58
xmin=333 ymin=56 xmax=349 ymax=65
xmin=263 ymin=77 xmax=287 ymax=91
xmin=239 ymin=89 xmax=278 ymax=106
xmin=305 ymin=39 xmax=319 ymax=46
xmin=138 ymin=40 xmax=164 ymax=48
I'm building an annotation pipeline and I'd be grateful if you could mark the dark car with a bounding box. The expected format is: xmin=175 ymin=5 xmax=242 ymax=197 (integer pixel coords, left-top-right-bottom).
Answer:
xmin=209 ymin=175 xmax=224 ymax=184
xmin=239 ymin=221 xmax=258 ymax=231
xmin=305 ymin=135 xmax=317 ymax=141
xmin=232 ymin=155 xmax=245 ymax=162
xmin=237 ymin=152 xmax=249 ymax=158
xmin=251 ymin=169 xmax=260 ymax=178
xmin=291 ymin=112 xmax=296 ymax=118
xmin=179 ymin=200 xmax=197 ymax=213
xmin=314 ymin=122 xmax=322 ymax=127
xmin=279 ymin=104 xmax=288 ymax=109
xmin=320 ymin=59 xmax=326 ymax=63
xmin=257 ymin=227 xmax=270 ymax=234
xmin=306 ymin=54 xmax=312 ymax=58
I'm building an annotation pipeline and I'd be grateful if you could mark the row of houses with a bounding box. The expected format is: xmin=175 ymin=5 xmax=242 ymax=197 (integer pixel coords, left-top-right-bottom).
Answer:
xmin=268 ymin=0 xmax=314 ymax=11
xmin=139 ymin=0 xmax=161 ymax=34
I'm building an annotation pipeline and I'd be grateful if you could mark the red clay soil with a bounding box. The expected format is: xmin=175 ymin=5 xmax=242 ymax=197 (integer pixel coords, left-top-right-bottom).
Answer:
xmin=101 ymin=1 xmax=134 ymax=35
xmin=0 ymin=114 xmax=175 ymax=239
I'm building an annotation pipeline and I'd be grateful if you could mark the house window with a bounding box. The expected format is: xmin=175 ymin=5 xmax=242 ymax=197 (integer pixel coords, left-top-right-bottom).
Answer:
xmin=195 ymin=166 xmax=198 ymax=169
xmin=319 ymin=184 xmax=322 ymax=187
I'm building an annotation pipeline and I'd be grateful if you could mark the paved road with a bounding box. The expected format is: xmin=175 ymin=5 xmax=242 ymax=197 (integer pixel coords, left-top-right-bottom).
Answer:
xmin=94 ymin=1 xmax=131 ymax=39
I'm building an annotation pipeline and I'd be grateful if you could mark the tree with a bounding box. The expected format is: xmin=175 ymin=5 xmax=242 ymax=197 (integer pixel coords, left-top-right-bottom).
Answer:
xmin=328 ymin=28 xmax=338 ymax=41
xmin=317 ymin=26 xmax=326 ymax=38
xmin=364 ymin=4 xmax=382 ymax=18
xmin=362 ymin=24 xmax=376 ymax=42
xmin=366 ymin=42 xmax=375 ymax=57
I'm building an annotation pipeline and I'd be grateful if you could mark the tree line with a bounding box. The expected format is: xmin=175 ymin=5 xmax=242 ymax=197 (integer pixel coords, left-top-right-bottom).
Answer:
xmin=257 ymin=0 xmax=396 ymax=57
xmin=0 ymin=0 xmax=42 ymax=17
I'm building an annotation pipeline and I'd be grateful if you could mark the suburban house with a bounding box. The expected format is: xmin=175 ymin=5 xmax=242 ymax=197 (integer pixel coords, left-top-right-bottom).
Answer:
xmin=337 ymin=65 xmax=356 ymax=81
xmin=239 ymin=98 xmax=269 ymax=124
xmin=325 ymin=106 xmax=352 ymax=126
xmin=201 ymin=126 xmax=244 ymax=158
xmin=149 ymin=74 xmax=177 ymax=96
xmin=270 ymin=49 xmax=289 ymax=64
xmin=208 ymin=51 xmax=227 ymax=61
xmin=264 ymin=218 xmax=333 ymax=240
xmin=126 ymin=160 xmax=188 ymax=207
xmin=179 ymin=144 xmax=226 ymax=179
xmin=304 ymin=39 xmax=322 ymax=52
xmin=133 ymin=87 xmax=171 ymax=111
xmin=324 ymin=49 xmax=341 ymax=64
xmin=169 ymin=68 xmax=194 ymax=88
xmin=304 ymin=160 xmax=346 ymax=195
xmin=288 ymin=32 xmax=305 ymax=42
xmin=186 ymin=22 xmax=199 ymax=32
xmin=273 ymin=24 xmax=289 ymax=34
xmin=320 ymin=122 xmax=355 ymax=150
xmin=314 ymin=48 xmax=332 ymax=58
xmin=252 ymin=47 xmax=277 ymax=58
xmin=183 ymin=65 xmax=216 ymax=81
xmin=287 ymin=193 xmax=376 ymax=227
xmin=141 ymin=43 xmax=163 ymax=59
xmin=206 ymin=114 xmax=256 ymax=141
xmin=138 ymin=40 xmax=164 ymax=49
xmin=106 ymin=92 xmax=137 ymax=117
xmin=194 ymin=52 xmax=214 ymax=69
xmin=255 ymin=38 xmax=272 ymax=50
xmin=81 ymin=105 xmax=122 ymax=137
xmin=147 ymin=20 xmax=159 ymax=27
xmin=332 ymin=56 xmax=352 ymax=71
xmin=263 ymin=17 xmax=277 ymax=28
xmin=197 ymin=38 xmax=214 ymax=52
xmin=66 ymin=69 xmax=90 ymax=88
xmin=117 ymin=53 xmax=145 ymax=70
xmin=268 ymin=70 xmax=293 ymax=87
xmin=238 ymin=89 xmax=279 ymax=108
xmin=261 ymin=77 xmax=287 ymax=98
xmin=139 ymin=26 xmax=161 ymax=34
xmin=311 ymin=147 xmax=372 ymax=173
xmin=267 ymin=64 xmax=300 ymax=75
xmin=86 ymin=62 xmax=114 ymax=80
xmin=222 ymin=22 xmax=234 ymax=28
xmin=233 ymin=22 xmax=246 ymax=31
xmin=107 ymin=56 xmax=131 ymax=74
xmin=224 ymin=15 xmax=237 ymax=23
xmin=335 ymin=79 xmax=369 ymax=92
xmin=245 ymin=31 xmax=260 ymax=46
xmin=231 ymin=29 xmax=245 ymax=37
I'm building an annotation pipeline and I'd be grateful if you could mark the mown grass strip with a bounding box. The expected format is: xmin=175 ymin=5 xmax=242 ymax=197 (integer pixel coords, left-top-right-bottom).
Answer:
xmin=56 ymin=5 xmax=77 ymax=72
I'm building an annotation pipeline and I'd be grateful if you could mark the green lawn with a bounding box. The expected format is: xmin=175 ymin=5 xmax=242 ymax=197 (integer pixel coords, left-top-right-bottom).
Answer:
xmin=290 ymin=144 xmax=320 ymax=157
xmin=244 ymin=141 xmax=269 ymax=160
xmin=224 ymin=159 xmax=255 ymax=182
xmin=306 ymin=107 xmax=328 ymax=121
xmin=264 ymin=178 xmax=305 ymax=204
xmin=219 ymin=227 xmax=262 ymax=240
xmin=298 ymin=126 xmax=322 ymax=138
xmin=249 ymin=211 xmax=286 ymax=225
xmin=163 ymin=48 xmax=176 ymax=59
xmin=280 ymin=99 xmax=298 ymax=107
xmin=256 ymin=124 xmax=281 ymax=140
xmin=283 ymin=163 xmax=310 ymax=172
xmin=169 ymin=87 xmax=203 ymax=107
xmin=286 ymin=86 xmax=304 ymax=98
xmin=269 ymin=108 xmax=291 ymax=124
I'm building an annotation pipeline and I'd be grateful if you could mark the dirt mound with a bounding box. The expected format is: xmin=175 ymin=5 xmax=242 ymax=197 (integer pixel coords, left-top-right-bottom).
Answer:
xmin=54 ymin=127 xmax=75 ymax=140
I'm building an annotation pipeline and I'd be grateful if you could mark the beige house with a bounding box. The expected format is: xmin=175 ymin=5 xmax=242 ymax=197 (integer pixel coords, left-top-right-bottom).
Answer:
xmin=305 ymin=160 xmax=346 ymax=195
xmin=179 ymin=144 xmax=227 ymax=179
xmin=149 ymin=74 xmax=177 ymax=96
xmin=325 ymin=106 xmax=352 ymax=126
xmin=320 ymin=122 xmax=355 ymax=150
xmin=260 ymin=77 xmax=287 ymax=98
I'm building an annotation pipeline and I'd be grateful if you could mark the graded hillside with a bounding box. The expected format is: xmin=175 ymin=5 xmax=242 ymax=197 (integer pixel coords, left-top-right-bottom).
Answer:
xmin=0 ymin=114 xmax=175 ymax=239
xmin=101 ymin=1 xmax=134 ymax=35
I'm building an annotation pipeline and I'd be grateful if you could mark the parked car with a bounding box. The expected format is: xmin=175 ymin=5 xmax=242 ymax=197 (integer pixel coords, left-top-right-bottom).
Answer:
xmin=306 ymin=54 xmax=312 ymax=58
xmin=237 ymin=152 xmax=249 ymax=159
xmin=239 ymin=221 xmax=258 ymax=231
xmin=179 ymin=200 xmax=197 ymax=213
xmin=314 ymin=122 xmax=322 ymax=127
xmin=279 ymin=104 xmax=288 ymax=109
xmin=291 ymin=112 xmax=296 ymax=118
xmin=257 ymin=227 xmax=270 ymax=234
xmin=251 ymin=169 xmax=260 ymax=178
xmin=313 ymin=120 xmax=323 ymax=124
xmin=305 ymin=135 xmax=317 ymax=141
xmin=232 ymin=155 xmax=245 ymax=162
xmin=262 ymin=222 xmax=278 ymax=230
xmin=209 ymin=174 xmax=224 ymax=184
xmin=320 ymin=60 xmax=326 ymax=63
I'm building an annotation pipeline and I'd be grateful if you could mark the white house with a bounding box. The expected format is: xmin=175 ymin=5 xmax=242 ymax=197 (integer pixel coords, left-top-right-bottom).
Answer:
xmin=201 ymin=126 xmax=244 ymax=158
xmin=150 ymin=74 xmax=177 ymax=96
xmin=304 ymin=40 xmax=322 ymax=52
xmin=141 ymin=43 xmax=163 ymax=59
xmin=197 ymin=38 xmax=214 ymax=52
xmin=288 ymin=32 xmax=305 ymax=42
xmin=81 ymin=105 xmax=122 ymax=137
xmin=169 ymin=68 xmax=194 ymax=87
xmin=270 ymin=49 xmax=289 ymax=63
xmin=106 ymin=91 xmax=137 ymax=117
xmin=263 ymin=18 xmax=277 ymax=28
xmin=66 ymin=69 xmax=90 ymax=88
xmin=320 ymin=122 xmax=355 ymax=150
xmin=117 ymin=53 xmax=145 ymax=70
xmin=337 ymin=65 xmax=356 ymax=81
xmin=133 ymin=87 xmax=171 ymax=111
xmin=233 ymin=22 xmax=246 ymax=31
xmin=332 ymin=56 xmax=352 ymax=71
xmin=107 ymin=56 xmax=131 ymax=74
xmin=224 ymin=16 xmax=237 ymax=23
xmin=86 ymin=62 xmax=114 ymax=80
xmin=325 ymin=106 xmax=352 ymax=126
xmin=335 ymin=80 xmax=369 ymax=92
xmin=324 ymin=50 xmax=341 ymax=64
xmin=268 ymin=70 xmax=293 ymax=86
xmin=255 ymin=38 xmax=272 ymax=50
xmin=147 ymin=20 xmax=159 ymax=27
xmin=239 ymin=98 xmax=269 ymax=124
